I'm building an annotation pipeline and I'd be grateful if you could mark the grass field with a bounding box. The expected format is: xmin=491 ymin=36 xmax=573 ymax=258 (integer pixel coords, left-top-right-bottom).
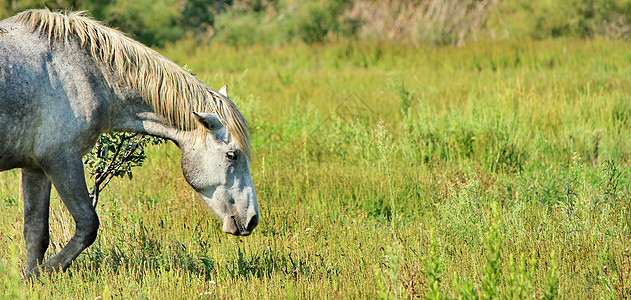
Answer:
xmin=1 ymin=37 xmax=631 ymax=298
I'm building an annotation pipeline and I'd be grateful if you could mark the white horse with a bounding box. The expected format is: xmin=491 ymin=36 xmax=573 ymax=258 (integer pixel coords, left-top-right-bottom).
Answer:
xmin=0 ymin=9 xmax=259 ymax=278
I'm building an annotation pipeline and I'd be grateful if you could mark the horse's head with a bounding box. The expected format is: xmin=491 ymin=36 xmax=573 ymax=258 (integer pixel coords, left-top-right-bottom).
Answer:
xmin=179 ymin=111 xmax=258 ymax=236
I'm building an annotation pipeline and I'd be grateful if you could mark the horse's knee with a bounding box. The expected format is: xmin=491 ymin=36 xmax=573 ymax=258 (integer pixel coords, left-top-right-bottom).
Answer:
xmin=24 ymin=227 xmax=50 ymax=249
xmin=23 ymin=221 xmax=50 ymax=252
xmin=77 ymin=213 xmax=100 ymax=247
xmin=85 ymin=216 xmax=100 ymax=245
xmin=23 ymin=222 xmax=49 ymax=239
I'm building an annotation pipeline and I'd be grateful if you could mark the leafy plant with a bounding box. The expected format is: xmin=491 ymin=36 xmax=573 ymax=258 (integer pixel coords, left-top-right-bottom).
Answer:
xmin=83 ymin=132 xmax=164 ymax=206
xmin=506 ymin=253 xmax=536 ymax=299
xmin=543 ymin=251 xmax=559 ymax=299
xmin=422 ymin=230 xmax=443 ymax=299
xmin=481 ymin=204 xmax=504 ymax=298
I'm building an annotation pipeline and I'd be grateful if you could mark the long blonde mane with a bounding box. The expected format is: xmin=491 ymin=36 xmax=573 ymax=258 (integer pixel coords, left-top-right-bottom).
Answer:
xmin=15 ymin=9 xmax=250 ymax=157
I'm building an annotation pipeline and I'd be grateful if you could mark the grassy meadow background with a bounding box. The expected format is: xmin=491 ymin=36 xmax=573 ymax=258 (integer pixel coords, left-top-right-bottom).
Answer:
xmin=1 ymin=1 xmax=631 ymax=299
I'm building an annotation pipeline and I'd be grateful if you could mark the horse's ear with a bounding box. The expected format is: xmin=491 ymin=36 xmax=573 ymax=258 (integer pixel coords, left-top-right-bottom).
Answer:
xmin=193 ymin=112 xmax=223 ymax=131
xmin=218 ymin=85 xmax=228 ymax=97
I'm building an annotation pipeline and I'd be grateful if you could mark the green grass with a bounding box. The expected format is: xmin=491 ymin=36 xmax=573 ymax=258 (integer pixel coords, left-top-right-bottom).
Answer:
xmin=2 ymin=37 xmax=631 ymax=298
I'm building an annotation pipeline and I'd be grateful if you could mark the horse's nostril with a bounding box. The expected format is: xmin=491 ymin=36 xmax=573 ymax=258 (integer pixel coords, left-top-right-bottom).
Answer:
xmin=222 ymin=215 xmax=239 ymax=235
xmin=246 ymin=214 xmax=259 ymax=232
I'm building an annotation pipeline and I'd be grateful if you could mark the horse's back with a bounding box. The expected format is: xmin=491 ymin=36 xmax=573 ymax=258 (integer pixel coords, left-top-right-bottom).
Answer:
xmin=0 ymin=17 xmax=109 ymax=171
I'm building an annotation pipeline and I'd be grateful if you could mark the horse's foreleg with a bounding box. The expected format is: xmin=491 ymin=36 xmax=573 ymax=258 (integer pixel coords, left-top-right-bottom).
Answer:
xmin=21 ymin=168 xmax=52 ymax=279
xmin=41 ymin=153 xmax=99 ymax=273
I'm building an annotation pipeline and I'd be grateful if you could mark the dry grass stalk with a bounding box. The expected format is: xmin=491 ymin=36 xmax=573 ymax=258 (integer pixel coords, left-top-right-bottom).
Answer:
xmin=345 ymin=0 xmax=497 ymax=47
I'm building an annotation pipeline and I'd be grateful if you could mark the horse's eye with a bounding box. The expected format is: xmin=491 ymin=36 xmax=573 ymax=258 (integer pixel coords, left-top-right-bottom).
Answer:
xmin=226 ymin=151 xmax=237 ymax=160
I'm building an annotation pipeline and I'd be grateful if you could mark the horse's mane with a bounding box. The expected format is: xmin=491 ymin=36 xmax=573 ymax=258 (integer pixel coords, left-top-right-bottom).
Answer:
xmin=14 ymin=9 xmax=250 ymax=158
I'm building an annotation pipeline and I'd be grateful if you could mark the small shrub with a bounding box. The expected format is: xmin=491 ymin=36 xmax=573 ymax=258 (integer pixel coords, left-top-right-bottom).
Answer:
xmin=84 ymin=132 xmax=164 ymax=206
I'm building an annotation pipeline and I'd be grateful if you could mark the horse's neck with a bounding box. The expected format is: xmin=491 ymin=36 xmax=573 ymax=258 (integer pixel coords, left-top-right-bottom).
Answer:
xmin=89 ymin=57 xmax=186 ymax=144
xmin=109 ymin=94 xmax=185 ymax=144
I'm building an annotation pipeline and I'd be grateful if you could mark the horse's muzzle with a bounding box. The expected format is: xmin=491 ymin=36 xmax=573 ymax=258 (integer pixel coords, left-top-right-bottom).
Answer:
xmin=223 ymin=213 xmax=259 ymax=236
